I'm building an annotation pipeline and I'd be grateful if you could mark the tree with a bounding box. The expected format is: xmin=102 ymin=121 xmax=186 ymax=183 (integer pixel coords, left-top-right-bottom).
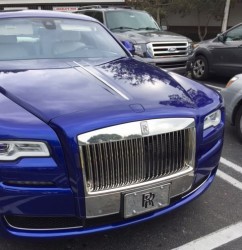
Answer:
xmin=126 ymin=0 xmax=173 ymax=26
xmin=166 ymin=0 xmax=226 ymax=41
xmin=126 ymin=0 xmax=233 ymax=41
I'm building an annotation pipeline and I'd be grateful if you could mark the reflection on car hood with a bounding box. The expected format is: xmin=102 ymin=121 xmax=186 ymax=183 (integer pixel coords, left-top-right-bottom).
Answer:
xmin=0 ymin=58 xmax=214 ymax=124
xmin=197 ymin=39 xmax=213 ymax=45
xmin=115 ymin=30 xmax=189 ymax=44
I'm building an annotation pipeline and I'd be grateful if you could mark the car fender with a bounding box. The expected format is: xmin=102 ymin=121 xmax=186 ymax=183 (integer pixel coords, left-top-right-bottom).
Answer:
xmin=231 ymin=90 xmax=242 ymax=125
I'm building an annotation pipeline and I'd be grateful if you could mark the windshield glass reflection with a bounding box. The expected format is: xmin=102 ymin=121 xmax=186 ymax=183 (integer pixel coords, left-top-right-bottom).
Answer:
xmin=0 ymin=18 xmax=126 ymax=61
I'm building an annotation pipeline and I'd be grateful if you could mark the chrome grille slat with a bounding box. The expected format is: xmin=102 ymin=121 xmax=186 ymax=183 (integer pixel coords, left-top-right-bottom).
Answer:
xmin=108 ymin=143 xmax=115 ymax=188
xmin=132 ymin=139 xmax=136 ymax=183
xmin=113 ymin=141 xmax=118 ymax=187
xmin=124 ymin=140 xmax=129 ymax=185
xmin=82 ymin=146 xmax=92 ymax=190
xmin=168 ymin=133 xmax=171 ymax=174
xmin=155 ymin=135 xmax=159 ymax=178
xmin=176 ymin=131 xmax=180 ymax=172
xmin=173 ymin=132 xmax=176 ymax=174
xmin=152 ymin=135 xmax=155 ymax=179
xmin=140 ymin=137 xmax=145 ymax=182
xmin=97 ymin=144 xmax=104 ymax=189
xmin=159 ymin=135 xmax=163 ymax=177
xmin=147 ymin=136 xmax=151 ymax=180
xmin=103 ymin=143 xmax=109 ymax=189
xmin=80 ymin=127 xmax=195 ymax=193
xmin=92 ymin=145 xmax=98 ymax=191
xmin=184 ymin=131 xmax=187 ymax=163
xmin=130 ymin=140 xmax=134 ymax=184
xmin=170 ymin=133 xmax=173 ymax=174
xmin=134 ymin=138 xmax=139 ymax=183
xmin=119 ymin=141 xmax=125 ymax=186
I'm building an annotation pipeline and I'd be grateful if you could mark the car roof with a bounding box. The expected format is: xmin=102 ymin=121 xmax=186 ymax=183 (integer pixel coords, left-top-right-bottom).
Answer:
xmin=0 ymin=9 xmax=97 ymax=22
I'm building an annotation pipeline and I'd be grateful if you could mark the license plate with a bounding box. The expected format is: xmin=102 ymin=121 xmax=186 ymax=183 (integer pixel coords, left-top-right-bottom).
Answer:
xmin=123 ymin=184 xmax=170 ymax=218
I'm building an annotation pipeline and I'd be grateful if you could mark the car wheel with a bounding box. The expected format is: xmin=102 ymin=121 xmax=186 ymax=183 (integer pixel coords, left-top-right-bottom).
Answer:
xmin=192 ymin=55 xmax=209 ymax=80
xmin=235 ymin=106 xmax=242 ymax=142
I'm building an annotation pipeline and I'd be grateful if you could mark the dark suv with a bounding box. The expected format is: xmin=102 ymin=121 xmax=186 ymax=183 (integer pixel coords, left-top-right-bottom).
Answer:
xmin=75 ymin=5 xmax=194 ymax=74
xmin=192 ymin=23 xmax=242 ymax=80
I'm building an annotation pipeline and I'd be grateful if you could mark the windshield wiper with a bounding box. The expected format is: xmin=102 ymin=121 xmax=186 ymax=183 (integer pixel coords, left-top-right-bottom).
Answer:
xmin=138 ymin=27 xmax=159 ymax=31
xmin=110 ymin=26 xmax=137 ymax=31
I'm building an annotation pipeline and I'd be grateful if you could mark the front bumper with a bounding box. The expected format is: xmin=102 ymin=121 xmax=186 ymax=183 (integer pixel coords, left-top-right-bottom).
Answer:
xmin=0 ymin=130 xmax=223 ymax=239
xmin=2 ymin=168 xmax=217 ymax=239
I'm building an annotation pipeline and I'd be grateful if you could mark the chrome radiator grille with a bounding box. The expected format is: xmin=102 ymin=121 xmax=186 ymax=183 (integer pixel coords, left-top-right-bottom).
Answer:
xmin=148 ymin=41 xmax=189 ymax=58
xmin=79 ymin=126 xmax=195 ymax=193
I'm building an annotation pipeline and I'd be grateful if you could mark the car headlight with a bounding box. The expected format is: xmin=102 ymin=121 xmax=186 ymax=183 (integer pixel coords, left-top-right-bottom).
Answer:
xmin=134 ymin=44 xmax=149 ymax=57
xmin=226 ymin=76 xmax=239 ymax=88
xmin=0 ymin=141 xmax=50 ymax=161
xmin=203 ymin=110 xmax=221 ymax=130
xmin=188 ymin=41 xmax=194 ymax=55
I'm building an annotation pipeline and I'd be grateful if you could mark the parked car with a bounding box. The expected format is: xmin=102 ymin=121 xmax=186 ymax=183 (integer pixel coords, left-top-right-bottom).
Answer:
xmin=221 ymin=74 xmax=242 ymax=141
xmin=0 ymin=10 xmax=224 ymax=238
xmin=191 ymin=23 xmax=242 ymax=80
xmin=75 ymin=5 xmax=194 ymax=75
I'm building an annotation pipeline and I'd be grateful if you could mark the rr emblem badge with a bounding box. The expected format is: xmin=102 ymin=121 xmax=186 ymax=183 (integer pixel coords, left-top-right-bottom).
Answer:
xmin=142 ymin=192 xmax=155 ymax=208
xmin=140 ymin=121 xmax=149 ymax=136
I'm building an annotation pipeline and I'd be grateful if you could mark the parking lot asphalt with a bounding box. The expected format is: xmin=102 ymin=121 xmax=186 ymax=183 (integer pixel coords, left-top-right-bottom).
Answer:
xmin=0 ymin=76 xmax=241 ymax=250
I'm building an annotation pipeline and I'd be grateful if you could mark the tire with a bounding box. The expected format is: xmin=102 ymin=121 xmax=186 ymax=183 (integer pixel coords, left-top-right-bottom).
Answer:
xmin=191 ymin=55 xmax=209 ymax=80
xmin=235 ymin=106 xmax=242 ymax=143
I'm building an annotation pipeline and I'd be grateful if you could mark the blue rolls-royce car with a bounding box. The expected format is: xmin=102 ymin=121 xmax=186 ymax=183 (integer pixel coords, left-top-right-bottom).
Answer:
xmin=0 ymin=10 xmax=224 ymax=238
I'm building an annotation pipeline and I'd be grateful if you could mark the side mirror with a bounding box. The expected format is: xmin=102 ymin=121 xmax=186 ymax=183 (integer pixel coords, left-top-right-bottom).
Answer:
xmin=121 ymin=40 xmax=135 ymax=55
xmin=161 ymin=25 xmax=168 ymax=31
xmin=218 ymin=34 xmax=225 ymax=43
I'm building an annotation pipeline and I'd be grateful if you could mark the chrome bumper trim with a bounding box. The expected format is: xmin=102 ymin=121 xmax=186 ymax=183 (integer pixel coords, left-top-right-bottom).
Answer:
xmin=85 ymin=169 xmax=194 ymax=218
xmin=78 ymin=118 xmax=195 ymax=145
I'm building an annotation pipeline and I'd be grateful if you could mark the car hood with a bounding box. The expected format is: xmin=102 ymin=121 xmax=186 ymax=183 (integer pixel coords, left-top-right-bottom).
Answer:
xmin=199 ymin=39 xmax=212 ymax=44
xmin=115 ymin=30 xmax=190 ymax=44
xmin=196 ymin=38 xmax=214 ymax=46
xmin=0 ymin=58 xmax=214 ymax=127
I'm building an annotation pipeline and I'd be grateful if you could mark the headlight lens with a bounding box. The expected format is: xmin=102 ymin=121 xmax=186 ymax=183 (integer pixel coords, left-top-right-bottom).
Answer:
xmin=204 ymin=110 xmax=221 ymax=130
xmin=0 ymin=141 xmax=50 ymax=161
xmin=188 ymin=42 xmax=194 ymax=54
xmin=193 ymin=43 xmax=199 ymax=49
xmin=226 ymin=76 xmax=239 ymax=88
xmin=134 ymin=44 xmax=148 ymax=57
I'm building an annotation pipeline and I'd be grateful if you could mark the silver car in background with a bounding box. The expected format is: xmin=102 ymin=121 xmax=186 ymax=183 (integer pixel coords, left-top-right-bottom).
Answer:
xmin=221 ymin=74 xmax=242 ymax=141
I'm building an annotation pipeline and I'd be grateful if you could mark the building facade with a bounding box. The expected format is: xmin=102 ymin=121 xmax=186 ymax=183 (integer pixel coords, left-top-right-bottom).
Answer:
xmin=0 ymin=0 xmax=241 ymax=41
xmin=0 ymin=0 xmax=125 ymax=11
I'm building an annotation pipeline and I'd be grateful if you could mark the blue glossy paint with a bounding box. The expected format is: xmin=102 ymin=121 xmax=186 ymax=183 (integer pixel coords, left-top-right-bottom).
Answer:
xmin=0 ymin=10 xmax=224 ymax=238
xmin=5 ymin=167 xmax=217 ymax=239
xmin=0 ymin=58 xmax=220 ymax=122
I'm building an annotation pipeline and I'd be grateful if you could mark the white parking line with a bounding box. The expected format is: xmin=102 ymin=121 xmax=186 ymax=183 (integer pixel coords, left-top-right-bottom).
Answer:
xmin=220 ymin=157 xmax=242 ymax=174
xmin=171 ymin=157 xmax=242 ymax=250
xmin=172 ymin=221 xmax=242 ymax=250
xmin=172 ymin=157 xmax=242 ymax=250
xmin=217 ymin=169 xmax=242 ymax=191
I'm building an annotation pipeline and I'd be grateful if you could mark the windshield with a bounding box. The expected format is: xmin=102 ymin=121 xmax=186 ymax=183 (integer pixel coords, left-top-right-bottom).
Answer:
xmin=0 ymin=17 xmax=127 ymax=61
xmin=106 ymin=10 xmax=160 ymax=31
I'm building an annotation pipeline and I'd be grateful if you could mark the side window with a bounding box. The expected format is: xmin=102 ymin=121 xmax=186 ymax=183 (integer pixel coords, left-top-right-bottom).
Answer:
xmin=84 ymin=11 xmax=104 ymax=24
xmin=226 ymin=25 xmax=242 ymax=41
